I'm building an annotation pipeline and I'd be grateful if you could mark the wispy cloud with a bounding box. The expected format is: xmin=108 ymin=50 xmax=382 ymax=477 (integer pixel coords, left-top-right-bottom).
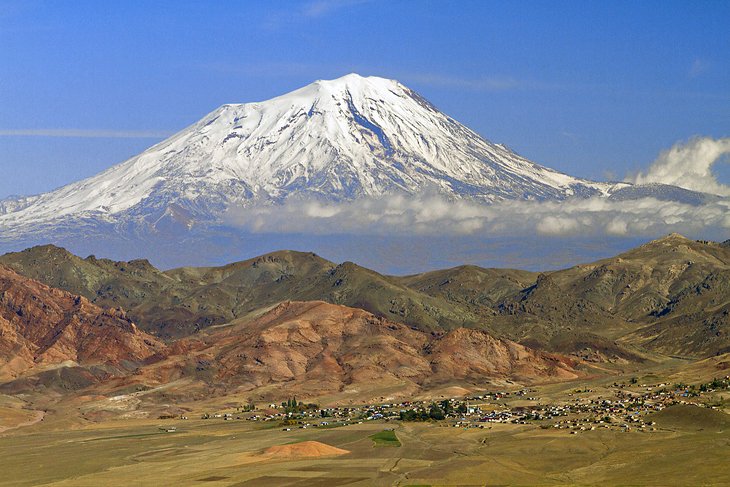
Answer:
xmin=403 ymin=71 xmax=730 ymax=100
xmin=194 ymin=61 xmax=332 ymax=79
xmin=302 ymin=0 xmax=371 ymax=18
xmin=0 ymin=129 xmax=173 ymax=139
xmin=265 ymin=0 xmax=372 ymax=29
xmin=403 ymin=73 xmax=554 ymax=92
xmin=689 ymin=58 xmax=709 ymax=78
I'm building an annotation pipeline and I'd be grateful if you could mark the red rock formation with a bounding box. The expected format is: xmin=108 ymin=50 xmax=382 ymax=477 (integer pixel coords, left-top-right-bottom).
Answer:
xmin=144 ymin=301 xmax=579 ymax=398
xmin=0 ymin=265 xmax=165 ymax=381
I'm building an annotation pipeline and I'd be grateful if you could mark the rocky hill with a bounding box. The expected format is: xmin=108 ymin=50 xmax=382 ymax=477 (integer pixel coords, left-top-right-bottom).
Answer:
xmin=0 ymin=265 xmax=165 ymax=382
xmin=0 ymin=246 xmax=487 ymax=339
xmin=1 ymin=234 xmax=728 ymax=360
xmin=136 ymin=301 xmax=579 ymax=402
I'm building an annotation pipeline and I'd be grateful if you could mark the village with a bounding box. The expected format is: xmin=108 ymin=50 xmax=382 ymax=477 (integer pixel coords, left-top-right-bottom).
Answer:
xmin=177 ymin=376 xmax=730 ymax=435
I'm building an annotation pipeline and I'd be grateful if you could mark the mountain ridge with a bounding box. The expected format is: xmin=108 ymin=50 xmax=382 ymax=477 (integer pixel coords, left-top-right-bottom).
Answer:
xmin=0 ymin=264 xmax=585 ymax=403
xmin=2 ymin=233 xmax=728 ymax=359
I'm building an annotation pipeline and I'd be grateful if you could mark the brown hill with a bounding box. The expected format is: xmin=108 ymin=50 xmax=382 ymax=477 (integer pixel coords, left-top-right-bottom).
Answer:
xmin=549 ymin=234 xmax=730 ymax=321
xmin=651 ymin=403 xmax=730 ymax=432
xmin=0 ymin=247 xmax=485 ymax=339
xmin=261 ymin=441 xmax=350 ymax=459
xmin=425 ymin=327 xmax=578 ymax=382
xmin=0 ymin=265 xmax=165 ymax=381
xmin=400 ymin=265 xmax=536 ymax=314
xmin=2 ymin=234 xmax=728 ymax=358
xmin=430 ymin=234 xmax=728 ymax=359
xmin=0 ymin=245 xmax=203 ymax=339
xmin=139 ymin=301 xmax=578 ymax=401
xmin=536 ymin=234 xmax=730 ymax=357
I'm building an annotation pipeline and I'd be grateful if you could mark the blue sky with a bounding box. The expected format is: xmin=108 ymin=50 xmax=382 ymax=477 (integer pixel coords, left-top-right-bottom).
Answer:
xmin=1 ymin=0 xmax=729 ymax=199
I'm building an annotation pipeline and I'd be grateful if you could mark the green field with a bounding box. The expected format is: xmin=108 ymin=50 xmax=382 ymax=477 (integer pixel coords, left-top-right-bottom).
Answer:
xmin=370 ymin=429 xmax=401 ymax=447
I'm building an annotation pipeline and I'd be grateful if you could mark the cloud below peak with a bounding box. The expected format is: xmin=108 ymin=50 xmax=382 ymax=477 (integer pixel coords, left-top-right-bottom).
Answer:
xmin=225 ymin=191 xmax=730 ymax=241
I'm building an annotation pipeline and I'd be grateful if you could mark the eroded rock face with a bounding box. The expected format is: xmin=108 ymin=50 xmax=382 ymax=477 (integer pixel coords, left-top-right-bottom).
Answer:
xmin=142 ymin=301 xmax=578 ymax=399
xmin=0 ymin=265 xmax=165 ymax=381
xmin=425 ymin=327 xmax=578 ymax=381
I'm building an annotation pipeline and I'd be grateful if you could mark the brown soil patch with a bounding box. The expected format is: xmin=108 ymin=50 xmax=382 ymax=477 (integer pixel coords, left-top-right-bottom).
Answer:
xmin=0 ymin=409 xmax=44 ymax=434
xmin=261 ymin=440 xmax=349 ymax=459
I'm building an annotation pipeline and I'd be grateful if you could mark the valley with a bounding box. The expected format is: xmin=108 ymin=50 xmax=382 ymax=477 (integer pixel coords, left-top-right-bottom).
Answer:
xmin=2 ymin=360 xmax=728 ymax=486
xmin=0 ymin=234 xmax=729 ymax=485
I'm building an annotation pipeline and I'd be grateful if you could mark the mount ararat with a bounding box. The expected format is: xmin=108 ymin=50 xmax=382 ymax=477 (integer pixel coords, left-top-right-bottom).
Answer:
xmin=0 ymin=74 xmax=716 ymax=269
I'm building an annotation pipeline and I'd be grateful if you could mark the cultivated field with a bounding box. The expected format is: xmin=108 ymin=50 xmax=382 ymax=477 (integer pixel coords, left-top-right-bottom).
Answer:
xmin=1 ymin=394 xmax=728 ymax=486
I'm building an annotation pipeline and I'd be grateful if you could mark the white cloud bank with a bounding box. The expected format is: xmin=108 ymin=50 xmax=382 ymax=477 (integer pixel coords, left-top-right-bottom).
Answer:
xmin=630 ymin=137 xmax=730 ymax=196
xmin=226 ymin=193 xmax=730 ymax=239
xmin=225 ymin=137 xmax=730 ymax=240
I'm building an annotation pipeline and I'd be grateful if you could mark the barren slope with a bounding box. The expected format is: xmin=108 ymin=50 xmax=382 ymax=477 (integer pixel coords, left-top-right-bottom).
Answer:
xmin=0 ymin=265 xmax=165 ymax=381
xmin=137 ymin=301 xmax=578 ymax=402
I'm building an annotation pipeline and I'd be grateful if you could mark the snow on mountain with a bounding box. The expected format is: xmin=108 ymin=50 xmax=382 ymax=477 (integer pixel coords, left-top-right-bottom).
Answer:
xmin=1 ymin=73 xmax=622 ymax=234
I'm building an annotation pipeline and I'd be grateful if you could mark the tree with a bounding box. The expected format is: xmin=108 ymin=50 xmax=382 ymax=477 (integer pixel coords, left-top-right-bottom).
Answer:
xmin=440 ymin=400 xmax=454 ymax=414
xmin=429 ymin=404 xmax=445 ymax=420
xmin=400 ymin=408 xmax=430 ymax=422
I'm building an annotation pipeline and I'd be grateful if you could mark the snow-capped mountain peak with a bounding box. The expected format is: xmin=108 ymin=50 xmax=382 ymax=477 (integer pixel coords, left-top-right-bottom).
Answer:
xmin=1 ymin=73 xmax=618 ymax=231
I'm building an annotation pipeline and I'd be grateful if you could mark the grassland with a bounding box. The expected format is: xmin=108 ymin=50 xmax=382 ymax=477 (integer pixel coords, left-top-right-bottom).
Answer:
xmin=1 ymin=397 xmax=728 ymax=486
xmin=369 ymin=429 xmax=401 ymax=447
xmin=1 ymin=339 xmax=728 ymax=486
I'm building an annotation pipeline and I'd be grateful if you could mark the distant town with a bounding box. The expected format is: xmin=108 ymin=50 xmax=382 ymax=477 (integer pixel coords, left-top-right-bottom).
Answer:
xmin=172 ymin=376 xmax=730 ymax=435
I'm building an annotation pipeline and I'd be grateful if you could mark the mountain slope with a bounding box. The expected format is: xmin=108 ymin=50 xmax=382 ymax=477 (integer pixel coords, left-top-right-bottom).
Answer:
xmin=141 ymin=301 xmax=578 ymax=401
xmin=0 ymin=74 xmax=617 ymax=236
xmin=399 ymin=265 xmax=537 ymax=312
xmin=544 ymin=233 xmax=730 ymax=357
xmin=2 ymin=234 xmax=727 ymax=358
xmin=0 ymin=247 xmax=492 ymax=339
xmin=0 ymin=244 xmax=178 ymax=306
xmin=481 ymin=233 xmax=730 ymax=359
xmin=0 ymin=265 xmax=165 ymax=381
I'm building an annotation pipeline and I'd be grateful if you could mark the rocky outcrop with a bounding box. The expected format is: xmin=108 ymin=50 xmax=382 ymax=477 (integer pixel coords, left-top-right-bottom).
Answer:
xmin=143 ymin=301 xmax=579 ymax=399
xmin=0 ymin=265 xmax=165 ymax=381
